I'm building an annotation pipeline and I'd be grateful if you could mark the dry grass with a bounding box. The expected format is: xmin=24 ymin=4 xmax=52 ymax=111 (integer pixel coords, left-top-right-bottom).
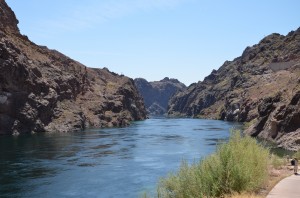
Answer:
xmin=257 ymin=156 xmax=292 ymax=197
xmin=239 ymin=154 xmax=293 ymax=197
xmin=224 ymin=192 xmax=264 ymax=198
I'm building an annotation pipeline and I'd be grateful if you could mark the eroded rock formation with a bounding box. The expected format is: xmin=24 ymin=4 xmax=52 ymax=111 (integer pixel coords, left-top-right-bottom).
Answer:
xmin=134 ymin=77 xmax=186 ymax=115
xmin=0 ymin=0 xmax=147 ymax=135
xmin=168 ymin=28 xmax=300 ymax=150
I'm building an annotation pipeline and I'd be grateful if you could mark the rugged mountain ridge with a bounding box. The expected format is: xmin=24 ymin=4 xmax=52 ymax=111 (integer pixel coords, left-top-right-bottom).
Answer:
xmin=0 ymin=0 xmax=147 ymax=135
xmin=168 ymin=28 xmax=300 ymax=150
xmin=134 ymin=77 xmax=186 ymax=115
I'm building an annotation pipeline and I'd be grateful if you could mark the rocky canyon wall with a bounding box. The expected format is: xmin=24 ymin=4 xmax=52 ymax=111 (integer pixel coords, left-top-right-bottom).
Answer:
xmin=0 ymin=0 xmax=147 ymax=135
xmin=168 ymin=28 xmax=300 ymax=150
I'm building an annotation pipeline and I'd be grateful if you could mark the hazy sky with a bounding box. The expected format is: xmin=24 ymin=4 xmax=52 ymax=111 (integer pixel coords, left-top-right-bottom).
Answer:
xmin=6 ymin=0 xmax=300 ymax=86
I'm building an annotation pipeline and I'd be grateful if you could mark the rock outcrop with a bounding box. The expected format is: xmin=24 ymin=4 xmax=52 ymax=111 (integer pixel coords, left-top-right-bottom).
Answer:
xmin=0 ymin=0 xmax=147 ymax=135
xmin=168 ymin=28 xmax=300 ymax=150
xmin=134 ymin=77 xmax=186 ymax=115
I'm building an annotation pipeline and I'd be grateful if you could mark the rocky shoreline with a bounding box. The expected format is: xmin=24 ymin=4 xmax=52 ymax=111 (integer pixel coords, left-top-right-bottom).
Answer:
xmin=168 ymin=28 xmax=300 ymax=151
xmin=0 ymin=0 xmax=147 ymax=135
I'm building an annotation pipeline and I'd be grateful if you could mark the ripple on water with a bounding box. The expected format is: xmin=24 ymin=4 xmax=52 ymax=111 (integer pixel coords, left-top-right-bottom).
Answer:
xmin=161 ymin=135 xmax=184 ymax=142
xmin=92 ymin=150 xmax=116 ymax=158
xmin=91 ymin=143 xmax=116 ymax=150
xmin=204 ymin=138 xmax=228 ymax=146
xmin=193 ymin=124 xmax=225 ymax=131
xmin=207 ymin=127 xmax=224 ymax=131
xmin=66 ymin=157 xmax=80 ymax=164
xmin=0 ymin=118 xmax=240 ymax=198
xmin=193 ymin=128 xmax=205 ymax=131
xmin=77 ymin=163 xmax=97 ymax=167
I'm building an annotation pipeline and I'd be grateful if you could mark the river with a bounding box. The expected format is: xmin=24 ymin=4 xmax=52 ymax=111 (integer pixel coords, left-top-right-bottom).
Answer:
xmin=0 ymin=118 xmax=241 ymax=198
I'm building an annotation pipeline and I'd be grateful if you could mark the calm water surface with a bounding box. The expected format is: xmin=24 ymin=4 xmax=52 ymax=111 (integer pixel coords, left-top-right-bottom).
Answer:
xmin=0 ymin=118 xmax=241 ymax=198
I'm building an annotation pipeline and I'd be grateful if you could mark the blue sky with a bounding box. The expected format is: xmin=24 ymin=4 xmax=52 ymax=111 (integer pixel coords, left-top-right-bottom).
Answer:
xmin=6 ymin=0 xmax=300 ymax=86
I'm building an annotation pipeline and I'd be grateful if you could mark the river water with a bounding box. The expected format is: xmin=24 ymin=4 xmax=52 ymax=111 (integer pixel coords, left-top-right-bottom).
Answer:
xmin=0 ymin=118 xmax=241 ymax=198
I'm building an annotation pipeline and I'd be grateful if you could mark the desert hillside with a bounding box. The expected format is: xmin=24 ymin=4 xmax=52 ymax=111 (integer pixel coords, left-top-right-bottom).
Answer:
xmin=168 ymin=28 xmax=300 ymax=150
xmin=0 ymin=0 xmax=147 ymax=135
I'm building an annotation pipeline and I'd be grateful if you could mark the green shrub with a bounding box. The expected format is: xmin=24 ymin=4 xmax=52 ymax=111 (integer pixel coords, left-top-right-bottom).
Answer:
xmin=270 ymin=154 xmax=285 ymax=169
xmin=293 ymin=150 xmax=300 ymax=159
xmin=157 ymin=131 xmax=270 ymax=198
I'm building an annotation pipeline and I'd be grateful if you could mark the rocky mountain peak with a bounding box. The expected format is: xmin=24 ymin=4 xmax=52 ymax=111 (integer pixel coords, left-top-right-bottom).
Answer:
xmin=287 ymin=27 xmax=300 ymax=36
xmin=161 ymin=77 xmax=181 ymax=84
xmin=0 ymin=0 xmax=19 ymax=33
xmin=134 ymin=78 xmax=186 ymax=115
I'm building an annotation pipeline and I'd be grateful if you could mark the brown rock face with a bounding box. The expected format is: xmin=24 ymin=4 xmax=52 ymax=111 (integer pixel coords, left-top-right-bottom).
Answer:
xmin=134 ymin=77 xmax=186 ymax=115
xmin=0 ymin=0 xmax=19 ymax=33
xmin=0 ymin=0 xmax=147 ymax=135
xmin=168 ymin=27 xmax=300 ymax=150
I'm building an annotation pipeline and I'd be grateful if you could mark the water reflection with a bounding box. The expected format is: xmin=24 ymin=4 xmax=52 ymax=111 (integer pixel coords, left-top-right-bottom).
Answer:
xmin=0 ymin=118 xmax=240 ymax=198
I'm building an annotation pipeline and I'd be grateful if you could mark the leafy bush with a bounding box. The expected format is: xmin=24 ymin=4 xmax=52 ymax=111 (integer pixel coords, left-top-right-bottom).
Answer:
xmin=157 ymin=131 xmax=270 ymax=198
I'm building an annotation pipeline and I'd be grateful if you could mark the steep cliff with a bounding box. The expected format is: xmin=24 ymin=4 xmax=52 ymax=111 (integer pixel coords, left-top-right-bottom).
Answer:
xmin=168 ymin=28 xmax=300 ymax=150
xmin=0 ymin=0 xmax=147 ymax=135
xmin=134 ymin=77 xmax=186 ymax=115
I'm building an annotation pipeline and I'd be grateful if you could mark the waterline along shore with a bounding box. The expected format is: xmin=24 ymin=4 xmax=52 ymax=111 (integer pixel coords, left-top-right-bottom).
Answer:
xmin=144 ymin=130 xmax=295 ymax=198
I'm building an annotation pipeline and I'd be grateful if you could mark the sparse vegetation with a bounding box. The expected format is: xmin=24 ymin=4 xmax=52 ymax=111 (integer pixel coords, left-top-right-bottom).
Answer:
xmin=106 ymin=82 xmax=117 ymax=91
xmin=293 ymin=150 xmax=300 ymax=159
xmin=270 ymin=154 xmax=285 ymax=169
xmin=243 ymin=118 xmax=257 ymax=129
xmin=150 ymin=131 xmax=271 ymax=198
xmin=224 ymin=192 xmax=264 ymax=198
